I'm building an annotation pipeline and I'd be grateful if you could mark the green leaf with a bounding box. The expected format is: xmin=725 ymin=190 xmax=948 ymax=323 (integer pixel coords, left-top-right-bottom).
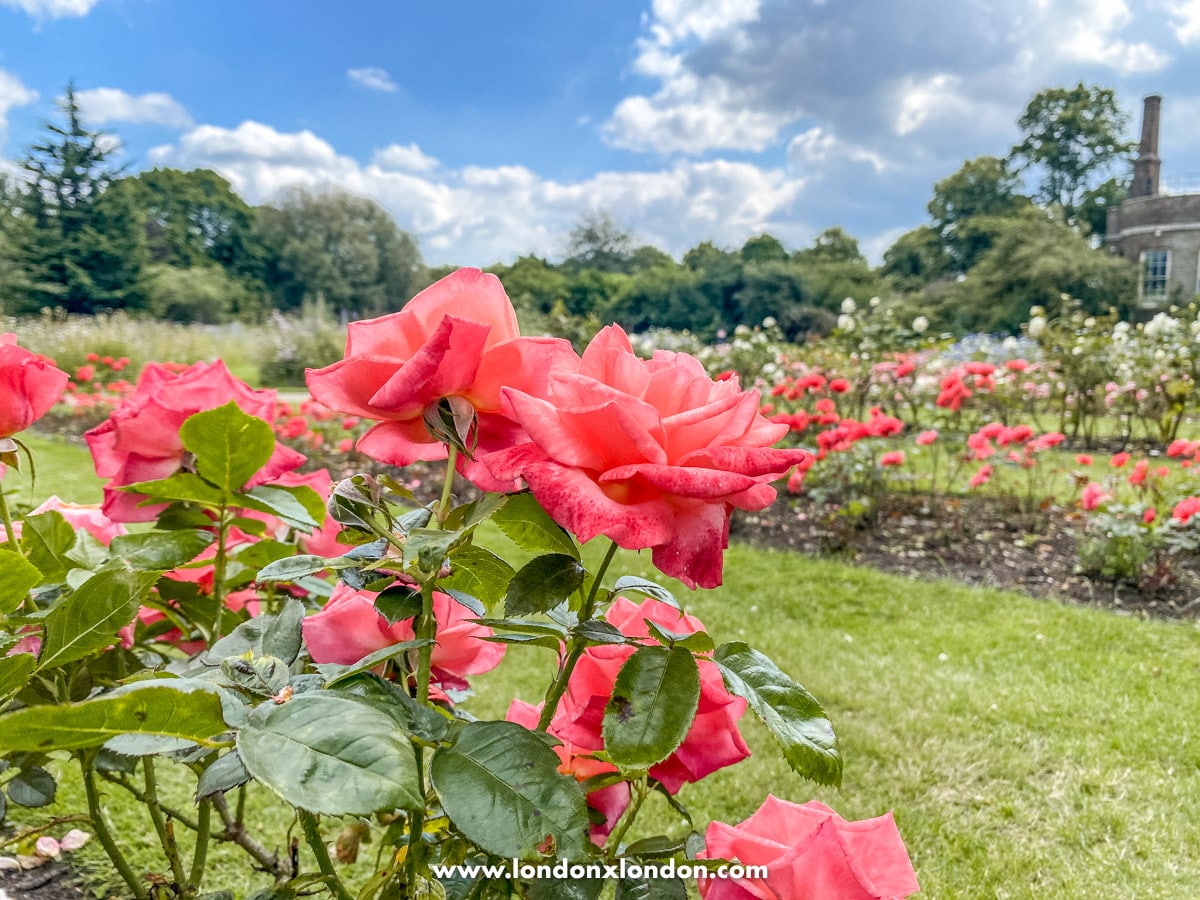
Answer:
xmin=714 ymin=641 xmax=841 ymax=787
xmin=196 ymin=750 xmax=250 ymax=799
xmin=505 ymin=554 xmax=586 ymax=617
xmin=126 ymin=473 xmax=226 ymax=507
xmin=493 ymin=493 xmax=579 ymax=559
xmin=109 ymin=530 xmax=214 ymax=571
xmin=0 ymin=653 xmax=35 ymax=698
xmin=374 ymin=585 xmax=422 ymax=625
xmin=332 ymin=675 xmax=450 ymax=744
xmin=603 ymin=646 xmax=700 ymax=771
xmin=208 ymin=599 xmax=305 ymax=664
xmin=431 ymin=720 xmax=590 ymax=859
xmin=18 ymin=511 xmax=75 ymax=583
xmin=237 ymin=693 xmax=423 ymax=814
xmin=181 ymin=401 xmax=275 ymax=493
xmin=104 ymin=733 xmax=198 ymax=757
xmin=0 ymin=683 xmax=228 ymax=752
xmin=5 ymin=766 xmax=56 ymax=808
xmin=313 ymin=639 xmax=430 ymax=686
xmin=242 ymin=485 xmax=320 ymax=531
xmin=644 ymin=621 xmax=714 ymax=654
xmin=38 ymin=566 xmax=161 ymax=671
xmin=257 ymin=554 xmax=352 ymax=582
xmin=612 ymin=576 xmax=678 ymax=610
xmin=0 ymin=548 xmax=41 ymax=614
xmin=574 ymin=620 xmax=633 ymax=646
xmin=443 ymin=492 xmax=509 ymax=532
xmin=441 ymin=546 xmax=514 ymax=606
xmin=404 ymin=528 xmax=464 ymax=578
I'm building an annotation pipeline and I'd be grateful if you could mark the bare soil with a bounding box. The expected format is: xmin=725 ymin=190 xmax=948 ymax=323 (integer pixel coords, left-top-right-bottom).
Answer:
xmin=731 ymin=493 xmax=1200 ymax=620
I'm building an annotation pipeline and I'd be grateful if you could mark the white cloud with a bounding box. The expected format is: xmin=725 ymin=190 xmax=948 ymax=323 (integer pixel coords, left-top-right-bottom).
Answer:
xmin=1051 ymin=0 xmax=1169 ymax=73
xmin=787 ymin=126 xmax=887 ymax=174
xmin=347 ymin=67 xmax=397 ymax=93
xmin=646 ymin=0 xmax=761 ymax=43
xmin=148 ymin=120 xmax=810 ymax=264
xmin=0 ymin=69 xmax=38 ymax=147
xmin=1164 ymin=0 xmax=1200 ymax=44
xmin=604 ymin=0 xmax=1174 ymax=161
xmin=372 ymin=142 xmax=439 ymax=173
xmin=0 ymin=0 xmax=98 ymax=17
xmin=74 ymin=88 xmax=193 ymax=129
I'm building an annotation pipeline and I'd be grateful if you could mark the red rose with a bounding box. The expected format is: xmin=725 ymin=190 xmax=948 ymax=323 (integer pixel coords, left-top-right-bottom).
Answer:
xmin=700 ymin=796 xmax=919 ymax=900
xmin=306 ymin=268 xmax=579 ymax=490
xmin=84 ymin=360 xmax=306 ymax=522
xmin=0 ymin=334 xmax=69 ymax=439
xmin=489 ymin=326 xmax=808 ymax=588
xmin=546 ymin=597 xmax=749 ymax=794
xmin=301 ymin=584 xmax=504 ymax=697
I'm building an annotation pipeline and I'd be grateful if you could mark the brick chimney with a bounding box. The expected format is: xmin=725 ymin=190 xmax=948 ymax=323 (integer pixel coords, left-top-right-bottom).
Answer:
xmin=1130 ymin=94 xmax=1161 ymax=199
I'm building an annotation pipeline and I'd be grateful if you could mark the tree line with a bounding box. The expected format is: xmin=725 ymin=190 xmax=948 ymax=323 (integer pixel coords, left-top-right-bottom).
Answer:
xmin=0 ymin=83 xmax=1141 ymax=336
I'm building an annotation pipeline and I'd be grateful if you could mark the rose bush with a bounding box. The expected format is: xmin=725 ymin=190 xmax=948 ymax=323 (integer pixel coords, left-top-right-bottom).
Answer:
xmin=0 ymin=269 xmax=913 ymax=900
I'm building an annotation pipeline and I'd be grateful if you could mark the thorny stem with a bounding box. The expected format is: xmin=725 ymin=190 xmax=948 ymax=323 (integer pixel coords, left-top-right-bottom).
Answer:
xmin=437 ymin=444 xmax=459 ymax=525
xmin=81 ymin=752 xmax=148 ymax=900
xmin=299 ymin=810 xmax=355 ymax=900
xmin=188 ymin=799 xmax=212 ymax=890
xmin=537 ymin=539 xmax=621 ymax=732
xmin=143 ymin=758 xmax=188 ymax=890
xmin=604 ymin=777 xmax=649 ymax=858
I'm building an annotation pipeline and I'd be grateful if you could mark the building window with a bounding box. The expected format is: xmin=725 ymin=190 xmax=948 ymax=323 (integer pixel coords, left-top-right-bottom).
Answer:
xmin=1140 ymin=249 xmax=1169 ymax=305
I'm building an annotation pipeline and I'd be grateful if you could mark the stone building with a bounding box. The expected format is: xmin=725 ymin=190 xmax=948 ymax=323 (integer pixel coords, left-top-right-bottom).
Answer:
xmin=1106 ymin=95 xmax=1200 ymax=307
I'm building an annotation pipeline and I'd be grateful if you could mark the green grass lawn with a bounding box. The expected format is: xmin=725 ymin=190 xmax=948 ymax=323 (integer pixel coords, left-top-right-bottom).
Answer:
xmin=10 ymin=437 xmax=1200 ymax=897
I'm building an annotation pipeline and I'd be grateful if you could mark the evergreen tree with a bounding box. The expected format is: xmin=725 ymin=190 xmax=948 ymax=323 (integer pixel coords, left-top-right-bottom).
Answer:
xmin=9 ymin=84 xmax=148 ymax=314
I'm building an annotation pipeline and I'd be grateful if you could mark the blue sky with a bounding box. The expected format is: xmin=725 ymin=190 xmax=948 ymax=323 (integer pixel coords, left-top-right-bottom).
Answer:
xmin=2 ymin=0 xmax=1199 ymax=266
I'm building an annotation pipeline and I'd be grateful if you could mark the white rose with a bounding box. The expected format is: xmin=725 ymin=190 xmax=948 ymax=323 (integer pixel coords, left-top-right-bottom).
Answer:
xmin=1028 ymin=316 xmax=1047 ymax=338
xmin=841 ymin=297 xmax=857 ymax=315
xmin=837 ymin=314 xmax=856 ymax=332
xmin=911 ymin=316 xmax=929 ymax=334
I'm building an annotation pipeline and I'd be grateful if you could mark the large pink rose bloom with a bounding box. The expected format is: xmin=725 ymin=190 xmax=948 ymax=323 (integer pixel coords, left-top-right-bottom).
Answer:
xmin=700 ymin=796 xmax=919 ymax=900
xmin=85 ymin=360 xmax=306 ymax=522
xmin=0 ymin=334 xmax=68 ymax=439
xmin=546 ymin=597 xmax=749 ymax=794
xmin=489 ymin=326 xmax=809 ymax=588
xmin=302 ymin=584 xmax=505 ymax=696
xmin=306 ymin=268 xmax=579 ymax=490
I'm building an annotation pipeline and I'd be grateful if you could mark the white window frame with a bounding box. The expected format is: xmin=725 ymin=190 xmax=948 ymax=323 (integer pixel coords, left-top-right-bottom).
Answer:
xmin=1139 ymin=249 xmax=1170 ymax=305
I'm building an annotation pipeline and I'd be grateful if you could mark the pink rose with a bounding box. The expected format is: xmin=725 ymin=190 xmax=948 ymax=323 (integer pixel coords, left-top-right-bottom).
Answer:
xmin=85 ymin=360 xmax=306 ymax=522
xmin=489 ymin=326 xmax=809 ymax=588
xmin=700 ymin=796 xmax=919 ymax=900
xmin=880 ymin=451 xmax=905 ymax=467
xmin=306 ymin=268 xmax=579 ymax=490
xmin=0 ymin=334 xmax=69 ymax=438
xmin=302 ymin=584 xmax=504 ymax=696
xmin=546 ymin=597 xmax=749 ymax=794
xmin=1081 ymin=482 xmax=1110 ymax=512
